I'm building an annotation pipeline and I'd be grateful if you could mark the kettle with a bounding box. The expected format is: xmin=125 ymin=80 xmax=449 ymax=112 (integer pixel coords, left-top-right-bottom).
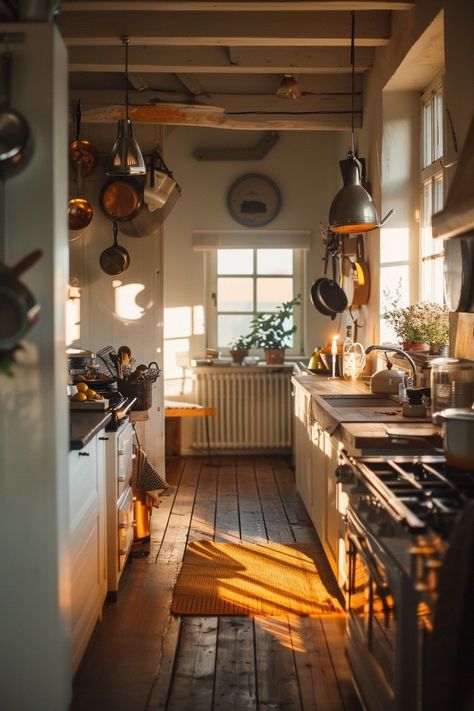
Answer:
xmin=370 ymin=358 xmax=406 ymax=395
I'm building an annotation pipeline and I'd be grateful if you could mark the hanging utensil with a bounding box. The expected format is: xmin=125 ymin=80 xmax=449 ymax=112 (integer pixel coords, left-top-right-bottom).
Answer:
xmin=68 ymin=99 xmax=98 ymax=176
xmin=351 ymin=235 xmax=370 ymax=306
xmin=68 ymin=158 xmax=94 ymax=231
xmin=0 ymin=250 xmax=42 ymax=350
xmin=0 ymin=50 xmax=33 ymax=178
xmin=99 ymin=222 xmax=130 ymax=276
xmin=117 ymin=345 xmax=132 ymax=365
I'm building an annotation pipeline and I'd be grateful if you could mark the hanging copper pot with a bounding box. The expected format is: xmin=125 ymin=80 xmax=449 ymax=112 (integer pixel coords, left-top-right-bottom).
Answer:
xmin=99 ymin=176 xmax=144 ymax=222
xmin=68 ymin=159 xmax=94 ymax=231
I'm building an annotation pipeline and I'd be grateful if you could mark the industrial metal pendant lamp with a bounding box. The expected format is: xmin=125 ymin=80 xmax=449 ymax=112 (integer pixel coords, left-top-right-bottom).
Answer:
xmin=328 ymin=13 xmax=388 ymax=234
xmin=105 ymin=36 xmax=146 ymax=177
xmin=276 ymin=74 xmax=301 ymax=100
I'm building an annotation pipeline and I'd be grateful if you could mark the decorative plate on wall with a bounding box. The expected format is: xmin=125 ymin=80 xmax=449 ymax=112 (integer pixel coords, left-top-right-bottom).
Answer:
xmin=227 ymin=173 xmax=281 ymax=227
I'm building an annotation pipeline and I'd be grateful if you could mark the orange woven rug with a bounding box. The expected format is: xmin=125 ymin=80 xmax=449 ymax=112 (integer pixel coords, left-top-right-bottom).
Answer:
xmin=171 ymin=540 xmax=343 ymax=617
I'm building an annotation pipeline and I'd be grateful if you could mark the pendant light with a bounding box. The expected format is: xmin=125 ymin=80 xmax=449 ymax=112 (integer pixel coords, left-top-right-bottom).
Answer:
xmin=105 ymin=36 xmax=146 ymax=177
xmin=328 ymin=13 xmax=391 ymax=234
xmin=276 ymin=74 xmax=301 ymax=100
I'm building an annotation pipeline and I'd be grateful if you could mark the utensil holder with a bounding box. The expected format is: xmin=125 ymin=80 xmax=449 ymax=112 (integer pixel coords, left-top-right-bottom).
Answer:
xmin=117 ymin=379 xmax=153 ymax=410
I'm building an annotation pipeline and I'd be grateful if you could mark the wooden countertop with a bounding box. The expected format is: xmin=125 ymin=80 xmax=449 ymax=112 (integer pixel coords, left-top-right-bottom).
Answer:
xmin=292 ymin=375 xmax=441 ymax=455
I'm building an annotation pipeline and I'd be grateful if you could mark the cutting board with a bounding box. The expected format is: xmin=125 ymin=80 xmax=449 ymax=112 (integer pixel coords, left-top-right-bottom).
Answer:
xmin=69 ymin=398 xmax=109 ymax=410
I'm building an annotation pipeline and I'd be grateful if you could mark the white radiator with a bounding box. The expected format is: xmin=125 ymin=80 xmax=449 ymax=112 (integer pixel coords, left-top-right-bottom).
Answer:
xmin=192 ymin=369 xmax=293 ymax=450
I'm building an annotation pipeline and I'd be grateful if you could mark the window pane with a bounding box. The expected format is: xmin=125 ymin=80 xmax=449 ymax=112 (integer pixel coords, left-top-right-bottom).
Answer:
xmin=218 ymin=277 xmax=253 ymax=311
xmin=434 ymin=89 xmax=443 ymax=160
xmin=380 ymin=228 xmax=409 ymax=264
xmin=217 ymin=249 xmax=253 ymax=274
xmin=423 ymin=101 xmax=432 ymax=168
xmin=256 ymin=278 xmax=293 ymax=311
xmin=218 ymin=314 xmax=253 ymax=348
xmin=380 ymin=264 xmax=410 ymax=345
xmin=434 ymin=174 xmax=444 ymax=212
xmin=257 ymin=249 xmax=293 ymax=275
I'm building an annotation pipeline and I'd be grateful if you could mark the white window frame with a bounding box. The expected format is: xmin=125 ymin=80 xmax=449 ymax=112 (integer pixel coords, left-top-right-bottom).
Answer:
xmin=205 ymin=248 xmax=305 ymax=355
xmin=420 ymin=76 xmax=445 ymax=304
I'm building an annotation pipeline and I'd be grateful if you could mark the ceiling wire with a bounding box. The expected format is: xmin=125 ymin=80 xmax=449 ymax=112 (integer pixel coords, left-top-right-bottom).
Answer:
xmin=351 ymin=10 xmax=355 ymax=155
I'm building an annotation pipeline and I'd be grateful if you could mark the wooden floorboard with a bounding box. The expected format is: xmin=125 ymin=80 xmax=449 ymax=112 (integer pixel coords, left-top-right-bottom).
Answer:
xmin=71 ymin=454 xmax=360 ymax=711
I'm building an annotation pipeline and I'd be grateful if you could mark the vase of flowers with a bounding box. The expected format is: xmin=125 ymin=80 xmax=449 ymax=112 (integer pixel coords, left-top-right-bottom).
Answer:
xmin=383 ymin=301 xmax=449 ymax=354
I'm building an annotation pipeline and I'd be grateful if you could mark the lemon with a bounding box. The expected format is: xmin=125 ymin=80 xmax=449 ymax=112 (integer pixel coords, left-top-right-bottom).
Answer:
xmin=71 ymin=392 xmax=87 ymax=402
xmin=94 ymin=393 xmax=103 ymax=401
xmin=85 ymin=389 xmax=96 ymax=400
xmin=76 ymin=382 xmax=88 ymax=393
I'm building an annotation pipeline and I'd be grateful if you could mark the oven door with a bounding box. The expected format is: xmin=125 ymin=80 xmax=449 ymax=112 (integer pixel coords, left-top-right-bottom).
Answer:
xmin=345 ymin=505 xmax=423 ymax=711
xmin=118 ymin=486 xmax=134 ymax=572
xmin=117 ymin=420 xmax=134 ymax=498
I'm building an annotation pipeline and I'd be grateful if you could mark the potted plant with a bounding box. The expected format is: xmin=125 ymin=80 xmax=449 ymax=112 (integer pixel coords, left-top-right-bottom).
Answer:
xmin=249 ymin=295 xmax=303 ymax=365
xmin=383 ymin=300 xmax=449 ymax=354
xmin=228 ymin=333 xmax=255 ymax=364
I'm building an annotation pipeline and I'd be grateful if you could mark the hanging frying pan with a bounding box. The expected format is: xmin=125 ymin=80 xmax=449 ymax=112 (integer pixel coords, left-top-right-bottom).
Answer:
xmin=310 ymin=252 xmax=347 ymax=319
xmin=68 ymin=159 xmax=94 ymax=231
xmin=0 ymin=50 xmax=33 ymax=178
xmin=68 ymin=100 xmax=98 ymax=176
xmin=100 ymin=177 xmax=144 ymax=222
xmin=0 ymin=250 xmax=42 ymax=350
xmin=349 ymin=235 xmax=370 ymax=306
xmin=99 ymin=222 xmax=130 ymax=276
xmin=443 ymin=237 xmax=474 ymax=312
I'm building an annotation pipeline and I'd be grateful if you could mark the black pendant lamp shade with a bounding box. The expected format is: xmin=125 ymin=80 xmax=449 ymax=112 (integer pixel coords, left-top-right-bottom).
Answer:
xmin=329 ymin=152 xmax=379 ymax=233
xmin=105 ymin=36 xmax=146 ymax=177
xmin=328 ymin=12 xmax=393 ymax=234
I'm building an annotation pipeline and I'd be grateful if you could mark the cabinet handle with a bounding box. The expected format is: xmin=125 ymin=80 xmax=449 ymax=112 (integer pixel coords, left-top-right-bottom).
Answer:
xmin=78 ymin=451 xmax=90 ymax=456
xmin=118 ymin=449 xmax=125 ymax=455
xmin=118 ymin=474 xmax=126 ymax=481
xmin=99 ymin=437 xmax=109 ymax=441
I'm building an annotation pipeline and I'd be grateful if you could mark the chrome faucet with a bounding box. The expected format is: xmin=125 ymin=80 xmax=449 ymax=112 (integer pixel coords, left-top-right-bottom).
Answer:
xmin=365 ymin=345 xmax=417 ymax=387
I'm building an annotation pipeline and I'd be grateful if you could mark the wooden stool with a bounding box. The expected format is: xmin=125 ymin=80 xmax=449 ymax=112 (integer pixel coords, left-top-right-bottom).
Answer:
xmin=164 ymin=400 xmax=216 ymax=463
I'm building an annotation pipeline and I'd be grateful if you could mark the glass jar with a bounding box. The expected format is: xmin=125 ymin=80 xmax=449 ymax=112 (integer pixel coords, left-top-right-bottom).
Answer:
xmin=430 ymin=358 xmax=474 ymax=415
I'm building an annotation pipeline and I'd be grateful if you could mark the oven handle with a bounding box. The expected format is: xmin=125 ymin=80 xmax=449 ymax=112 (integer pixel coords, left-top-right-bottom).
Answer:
xmin=347 ymin=531 xmax=393 ymax=624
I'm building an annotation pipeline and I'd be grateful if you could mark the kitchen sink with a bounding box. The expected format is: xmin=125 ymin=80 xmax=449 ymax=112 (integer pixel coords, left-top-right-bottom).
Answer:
xmin=320 ymin=395 xmax=400 ymax=408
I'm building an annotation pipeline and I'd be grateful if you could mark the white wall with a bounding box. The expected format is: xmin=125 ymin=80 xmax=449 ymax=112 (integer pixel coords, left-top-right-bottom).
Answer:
xmin=162 ymin=127 xmax=350 ymax=388
xmin=68 ymin=124 xmax=165 ymax=473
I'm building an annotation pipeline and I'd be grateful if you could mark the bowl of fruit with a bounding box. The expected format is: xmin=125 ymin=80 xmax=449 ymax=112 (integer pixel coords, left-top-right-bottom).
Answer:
xmin=69 ymin=381 xmax=109 ymax=409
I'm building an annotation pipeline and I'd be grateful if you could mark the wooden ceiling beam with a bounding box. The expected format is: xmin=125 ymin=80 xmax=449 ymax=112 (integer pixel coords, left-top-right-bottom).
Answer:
xmin=68 ymin=45 xmax=374 ymax=73
xmin=79 ymin=102 xmax=361 ymax=130
xmin=59 ymin=10 xmax=390 ymax=47
xmin=62 ymin=1 xmax=413 ymax=12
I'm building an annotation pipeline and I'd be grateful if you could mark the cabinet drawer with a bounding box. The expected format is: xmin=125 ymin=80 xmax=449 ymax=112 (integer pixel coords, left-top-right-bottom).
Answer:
xmin=69 ymin=439 xmax=98 ymax=530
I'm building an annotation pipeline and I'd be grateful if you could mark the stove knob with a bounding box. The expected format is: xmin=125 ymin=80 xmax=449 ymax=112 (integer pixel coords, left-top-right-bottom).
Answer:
xmin=335 ymin=464 xmax=354 ymax=484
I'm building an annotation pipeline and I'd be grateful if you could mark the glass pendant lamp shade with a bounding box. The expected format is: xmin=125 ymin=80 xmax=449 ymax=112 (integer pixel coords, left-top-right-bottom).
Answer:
xmin=105 ymin=118 xmax=146 ymax=176
xmin=328 ymin=153 xmax=379 ymax=233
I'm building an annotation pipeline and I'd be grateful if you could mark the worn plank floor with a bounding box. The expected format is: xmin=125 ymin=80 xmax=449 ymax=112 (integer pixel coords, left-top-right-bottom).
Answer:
xmin=71 ymin=455 xmax=361 ymax=711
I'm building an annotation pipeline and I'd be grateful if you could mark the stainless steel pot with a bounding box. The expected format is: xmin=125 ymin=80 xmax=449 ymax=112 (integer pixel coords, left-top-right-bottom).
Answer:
xmin=432 ymin=407 xmax=474 ymax=470
xmin=0 ymin=51 xmax=33 ymax=178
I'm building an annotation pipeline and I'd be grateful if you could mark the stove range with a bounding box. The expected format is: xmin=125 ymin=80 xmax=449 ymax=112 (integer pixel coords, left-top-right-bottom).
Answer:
xmin=337 ymin=453 xmax=474 ymax=711
xmin=94 ymin=385 xmax=136 ymax=431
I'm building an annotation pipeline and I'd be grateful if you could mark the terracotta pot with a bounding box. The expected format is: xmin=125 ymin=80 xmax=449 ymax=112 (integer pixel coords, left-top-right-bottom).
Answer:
xmin=264 ymin=348 xmax=285 ymax=365
xmin=401 ymin=342 xmax=429 ymax=352
xmin=230 ymin=349 xmax=248 ymax=365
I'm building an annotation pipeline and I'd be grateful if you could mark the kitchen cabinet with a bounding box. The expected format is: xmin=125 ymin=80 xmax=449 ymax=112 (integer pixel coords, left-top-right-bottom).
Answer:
xmin=293 ymin=381 xmax=344 ymax=584
xmin=68 ymin=431 xmax=107 ymax=674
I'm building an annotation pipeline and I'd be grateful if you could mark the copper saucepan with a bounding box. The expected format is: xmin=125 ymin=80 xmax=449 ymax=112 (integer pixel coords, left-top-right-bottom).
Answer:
xmin=68 ymin=99 xmax=98 ymax=177
xmin=68 ymin=159 xmax=94 ymax=231
xmin=99 ymin=221 xmax=130 ymax=276
xmin=100 ymin=177 xmax=144 ymax=222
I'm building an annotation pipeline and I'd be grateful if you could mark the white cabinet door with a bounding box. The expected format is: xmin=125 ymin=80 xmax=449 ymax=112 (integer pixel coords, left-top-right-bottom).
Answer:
xmin=293 ymin=384 xmax=313 ymax=513
xmin=68 ymin=430 xmax=107 ymax=675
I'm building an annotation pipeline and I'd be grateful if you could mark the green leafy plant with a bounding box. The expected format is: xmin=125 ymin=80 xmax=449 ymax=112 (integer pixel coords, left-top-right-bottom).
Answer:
xmin=229 ymin=333 xmax=255 ymax=350
xmin=249 ymin=295 xmax=303 ymax=350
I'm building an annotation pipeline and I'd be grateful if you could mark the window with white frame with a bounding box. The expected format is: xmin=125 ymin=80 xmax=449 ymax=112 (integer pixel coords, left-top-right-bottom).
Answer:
xmin=206 ymin=248 xmax=304 ymax=353
xmin=420 ymin=78 xmax=445 ymax=304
